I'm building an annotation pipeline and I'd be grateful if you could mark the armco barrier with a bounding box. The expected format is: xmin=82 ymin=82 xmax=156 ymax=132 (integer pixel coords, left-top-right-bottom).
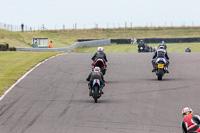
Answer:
xmin=78 ymin=38 xmax=200 ymax=44
xmin=16 ymin=39 xmax=111 ymax=52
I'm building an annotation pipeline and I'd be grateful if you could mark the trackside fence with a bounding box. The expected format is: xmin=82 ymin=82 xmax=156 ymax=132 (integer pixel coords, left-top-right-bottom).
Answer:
xmin=16 ymin=39 xmax=111 ymax=52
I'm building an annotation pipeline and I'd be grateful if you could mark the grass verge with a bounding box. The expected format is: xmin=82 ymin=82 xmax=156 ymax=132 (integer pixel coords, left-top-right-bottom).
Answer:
xmin=0 ymin=51 xmax=60 ymax=96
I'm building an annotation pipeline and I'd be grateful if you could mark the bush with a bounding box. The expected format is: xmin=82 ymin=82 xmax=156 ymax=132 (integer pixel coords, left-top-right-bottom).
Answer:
xmin=0 ymin=43 xmax=14 ymax=51
xmin=9 ymin=47 xmax=16 ymax=51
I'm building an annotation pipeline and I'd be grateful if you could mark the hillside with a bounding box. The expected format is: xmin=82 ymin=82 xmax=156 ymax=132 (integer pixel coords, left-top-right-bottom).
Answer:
xmin=0 ymin=26 xmax=200 ymax=48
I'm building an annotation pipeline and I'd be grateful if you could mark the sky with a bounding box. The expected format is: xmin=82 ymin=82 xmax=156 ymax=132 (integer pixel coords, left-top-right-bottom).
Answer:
xmin=0 ymin=0 xmax=200 ymax=30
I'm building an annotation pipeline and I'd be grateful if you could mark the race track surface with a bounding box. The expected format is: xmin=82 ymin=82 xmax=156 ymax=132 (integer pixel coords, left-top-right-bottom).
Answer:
xmin=0 ymin=53 xmax=200 ymax=133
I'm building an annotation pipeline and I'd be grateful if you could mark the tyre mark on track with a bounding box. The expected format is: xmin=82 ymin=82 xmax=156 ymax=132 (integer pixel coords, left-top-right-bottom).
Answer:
xmin=9 ymin=101 xmax=36 ymax=132
xmin=107 ymin=85 xmax=189 ymax=98
xmin=0 ymin=95 xmax=23 ymax=117
xmin=21 ymin=100 xmax=55 ymax=133
xmin=58 ymin=79 xmax=81 ymax=117
xmin=1 ymin=110 xmax=16 ymax=126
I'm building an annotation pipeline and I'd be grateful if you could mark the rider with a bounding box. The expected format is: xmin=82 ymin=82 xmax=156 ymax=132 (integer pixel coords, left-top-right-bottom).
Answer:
xmin=138 ymin=40 xmax=145 ymax=52
xmin=181 ymin=107 xmax=200 ymax=133
xmin=152 ymin=45 xmax=169 ymax=73
xmin=86 ymin=67 xmax=105 ymax=96
xmin=185 ymin=46 xmax=191 ymax=52
xmin=161 ymin=41 xmax=167 ymax=49
xmin=91 ymin=47 xmax=107 ymax=66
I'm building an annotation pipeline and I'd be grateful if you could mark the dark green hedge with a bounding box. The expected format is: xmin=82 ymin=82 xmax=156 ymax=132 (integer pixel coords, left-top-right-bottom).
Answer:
xmin=0 ymin=43 xmax=16 ymax=51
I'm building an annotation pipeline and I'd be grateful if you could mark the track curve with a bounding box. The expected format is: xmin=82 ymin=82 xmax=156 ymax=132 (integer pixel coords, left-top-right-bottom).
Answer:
xmin=0 ymin=53 xmax=200 ymax=133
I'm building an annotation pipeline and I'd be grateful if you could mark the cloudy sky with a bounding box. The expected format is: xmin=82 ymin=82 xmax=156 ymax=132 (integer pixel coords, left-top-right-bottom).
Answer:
xmin=0 ymin=0 xmax=199 ymax=29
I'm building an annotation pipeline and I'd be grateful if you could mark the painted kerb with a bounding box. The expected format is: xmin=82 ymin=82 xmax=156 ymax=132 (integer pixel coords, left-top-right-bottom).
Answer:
xmin=16 ymin=39 xmax=111 ymax=52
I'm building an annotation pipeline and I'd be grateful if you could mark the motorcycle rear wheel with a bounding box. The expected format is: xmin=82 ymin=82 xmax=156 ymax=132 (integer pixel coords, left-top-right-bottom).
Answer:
xmin=157 ymin=69 xmax=163 ymax=80
xmin=94 ymin=86 xmax=98 ymax=103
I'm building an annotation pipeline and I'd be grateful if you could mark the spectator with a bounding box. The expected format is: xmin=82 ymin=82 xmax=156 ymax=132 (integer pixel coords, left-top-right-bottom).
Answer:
xmin=185 ymin=46 xmax=191 ymax=52
xmin=49 ymin=41 xmax=53 ymax=48
xmin=21 ymin=23 xmax=24 ymax=32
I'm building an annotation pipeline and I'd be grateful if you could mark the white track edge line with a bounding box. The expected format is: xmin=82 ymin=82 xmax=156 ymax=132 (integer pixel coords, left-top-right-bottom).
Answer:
xmin=0 ymin=53 xmax=67 ymax=101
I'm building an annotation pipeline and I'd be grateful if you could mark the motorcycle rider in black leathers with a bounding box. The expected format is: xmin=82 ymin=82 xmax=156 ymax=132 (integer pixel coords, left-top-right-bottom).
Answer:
xmin=91 ymin=47 xmax=107 ymax=66
xmin=152 ymin=45 xmax=169 ymax=73
xmin=138 ymin=40 xmax=145 ymax=52
xmin=86 ymin=67 xmax=105 ymax=96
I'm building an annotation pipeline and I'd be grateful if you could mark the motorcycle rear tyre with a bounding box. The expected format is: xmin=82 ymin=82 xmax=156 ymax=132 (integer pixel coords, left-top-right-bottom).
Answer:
xmin=94 ymin=86 xmax=98 ymax=103
xmin=157 ymin=69 xmax=163 ymax=80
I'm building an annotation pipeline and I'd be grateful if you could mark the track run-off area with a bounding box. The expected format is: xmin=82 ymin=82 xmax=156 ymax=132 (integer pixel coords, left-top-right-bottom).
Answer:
xmin=0 ymin=53 xmax=200 ymax=133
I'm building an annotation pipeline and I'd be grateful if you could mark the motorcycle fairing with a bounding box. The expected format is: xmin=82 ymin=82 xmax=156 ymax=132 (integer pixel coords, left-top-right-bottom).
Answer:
xmin=93 ymin=79 xmax=100 ymax=86
xmin=94 ymin=58 xmax=105 ymax=67
xmin=156 ymin=58 xmax=167 ymax=64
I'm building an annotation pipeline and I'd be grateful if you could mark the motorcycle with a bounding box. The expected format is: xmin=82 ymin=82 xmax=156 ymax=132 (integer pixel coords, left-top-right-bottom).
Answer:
xmin=154 ymin=58 xmax=168 ymax=80
xmin=92 ymin=58 xmax=107 ymax=75
xmin=138 ymin=47 xmax=144 ymax=53
xmin=91 ymin=79 xmax=102 ymax=103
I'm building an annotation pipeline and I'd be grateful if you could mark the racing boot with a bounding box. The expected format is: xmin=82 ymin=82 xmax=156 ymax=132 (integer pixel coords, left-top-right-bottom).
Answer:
xmin=88 ymin=83 xmax=92 ymax=96
xmin=152 ymin=63 xmax=156 ymax=72
xmin=164 ymin=67 xmax=169 ymax=73
xmin=152 ymin=67 xmax=156 ymax=72
xmin=100 ymin=85 xmax=104 ymax=94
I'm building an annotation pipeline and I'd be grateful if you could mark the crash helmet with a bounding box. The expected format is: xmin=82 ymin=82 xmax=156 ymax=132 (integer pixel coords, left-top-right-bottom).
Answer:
xmin=162 ymin=41 xmax=165 ymax=43
xmin=158 ymin=45 xmax=164 ymax=49
xmin=140 ymin=40 xmax=143 ymax=42
xmin=182 ymin=107 xmax=193 ymax=116
xmin=97 ymin=47 xmax=104 ymax=52
xmin=101 ymin=47 xmax=104 ymax=52
xmin=94 ymin=67 xmax=100 ymax=72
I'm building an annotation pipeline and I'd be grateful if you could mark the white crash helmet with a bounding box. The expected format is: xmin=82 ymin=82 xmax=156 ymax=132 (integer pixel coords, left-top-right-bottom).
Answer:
xmin=94 ymin=67 xmax=100 ymax=72
xmin=182 ymin=107 xmax=193 ymax=116
xmin=158 ymin=45 xmax=164 ymax=49
xmin=97 ymin=47 xmax=104 ymax=52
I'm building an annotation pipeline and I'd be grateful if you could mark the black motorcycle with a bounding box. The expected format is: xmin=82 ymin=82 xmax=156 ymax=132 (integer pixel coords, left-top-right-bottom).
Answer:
xmin=91 ymin=79 xmax=102 ymax=103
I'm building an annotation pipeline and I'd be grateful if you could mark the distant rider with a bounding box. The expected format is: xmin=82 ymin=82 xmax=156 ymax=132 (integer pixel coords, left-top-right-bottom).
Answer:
xmin=161 ymin=41 xmax=167 ymax=49
xmin=185 ymin=46 xmax=191 ymax=52
xmin=181 ymin=107 xmax=200 ymax=133
xmin=86 ymin=67 xmax=105 ymax=96
xmin=144 ymin=43 xmax=150 ymax=52
xmin=91 ymin=47 xmax=107 ymax=66
xmin=152 ymin=45 xmax=169 ymax=73
xmin=138 ymin=40 xmax=145 ymax=52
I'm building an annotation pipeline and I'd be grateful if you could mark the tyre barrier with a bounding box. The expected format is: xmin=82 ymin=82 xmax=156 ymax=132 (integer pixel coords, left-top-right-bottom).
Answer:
xmin=78 ymin=37 xmax=200 ymax=44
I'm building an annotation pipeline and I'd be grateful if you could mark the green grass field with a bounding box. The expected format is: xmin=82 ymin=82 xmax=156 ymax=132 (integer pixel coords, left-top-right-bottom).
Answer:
xmin=0 ymin=51 xmax=60 ymax=96
xmin=76 ymin=43 xmax=200 ymax=53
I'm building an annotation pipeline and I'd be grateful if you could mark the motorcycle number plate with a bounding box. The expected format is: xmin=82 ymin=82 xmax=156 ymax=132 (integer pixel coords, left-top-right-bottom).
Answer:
xmin=157 ymin=63 xmax=164 ymax=68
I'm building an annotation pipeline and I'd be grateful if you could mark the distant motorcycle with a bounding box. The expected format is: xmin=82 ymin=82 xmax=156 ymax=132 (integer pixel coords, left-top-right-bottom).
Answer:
xmin=91 ymin=79 xmax=102 ymax=103
xmin=138 ymin=47 xmax=144 ymax=53
xmin=92 ymin=58 xmax=106 ymax=75
xmin=154 ymin=58 xmax=168 ymax=80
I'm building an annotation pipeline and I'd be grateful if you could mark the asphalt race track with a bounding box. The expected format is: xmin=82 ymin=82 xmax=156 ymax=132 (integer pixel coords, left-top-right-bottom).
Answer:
xmin=0 ymin=53 xmax=200 ymax=133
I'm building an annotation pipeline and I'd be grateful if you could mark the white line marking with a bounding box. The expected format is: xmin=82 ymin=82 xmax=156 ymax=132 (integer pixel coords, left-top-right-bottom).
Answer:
xmin=0 ymin=53 xmax=66 ymax=101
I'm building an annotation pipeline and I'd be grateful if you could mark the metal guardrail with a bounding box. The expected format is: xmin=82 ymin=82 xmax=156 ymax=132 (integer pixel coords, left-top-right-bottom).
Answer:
xmin=16 ymin=39 xmax=111 ymax=52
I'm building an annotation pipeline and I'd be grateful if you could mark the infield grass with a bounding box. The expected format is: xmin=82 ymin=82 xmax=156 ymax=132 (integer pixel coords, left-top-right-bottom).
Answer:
xmin=0 ymin=51 xmax=60 ymax=96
